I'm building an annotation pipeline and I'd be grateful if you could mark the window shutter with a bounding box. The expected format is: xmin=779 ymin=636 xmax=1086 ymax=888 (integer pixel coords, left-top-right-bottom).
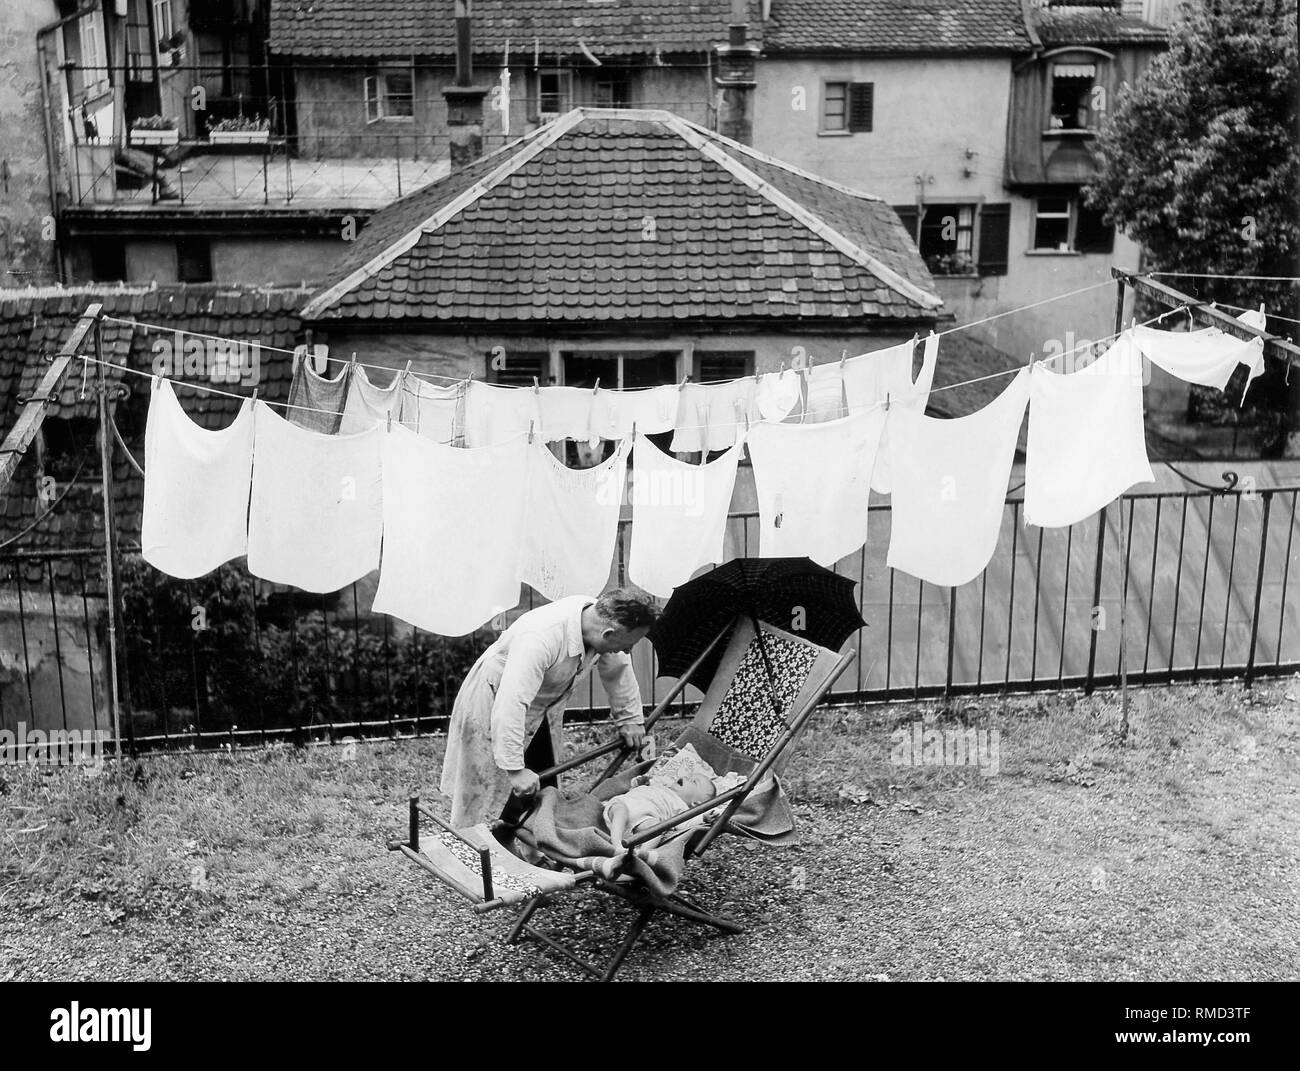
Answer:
xmin=892 ymin=204 xmax=920 ymax=245
xmin=1074 ymin=202 xmax=1115 ymax=254
xmin=848 ymin=83 xmax=873 ymax=132
xmin=364 ymin=75 xmax=379 ymax=122
xmin=977 ymin=202 xmax=1011 ymax=276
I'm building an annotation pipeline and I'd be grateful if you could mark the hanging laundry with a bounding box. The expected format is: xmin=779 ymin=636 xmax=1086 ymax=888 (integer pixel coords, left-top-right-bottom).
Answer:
xmin=338 ymin=363 xmax=403 ymax=435
xmin=462 ymin=380 xmax=541 ymax=447
xmin=372 ymin=428 xmax=528 ymax=636
xmin=518 ymin=438 xmax=628 ymax=601
xmin=886 ymin=367 xmax=1030 ymax=588
xmin=401 ymin=374 xmax=462 ymax=443
xmin=537 ymin=385 xmax=598 ymax=442
xmin=1129 ymin=307 xmax=1266 ymax=403
xmin=247 ymin=403 xmax=384 ymax=592
xmin=141 ymin=377 xmax=253 ymax=579
xmin=590 ymin=384 xmax=679 ymax=438
xmin=286 ymin=350 xmax=348 ymax=434
xmin=670 ymin=379 xmax=756 ymax=453
xmin=754 ymin=369 xmax=802 ymax=423
xmin=842 ymin=333 xmax=938 ymax=494
xmin=747 ymin=408 xmax=888 ymax=567
xmin=1025 ymin=336 xmax=1154 ymax=529
xmin=802 ymin=363 xmax=847 ymax=423
xmin=627 ymin=432 xmax=743 ymax=597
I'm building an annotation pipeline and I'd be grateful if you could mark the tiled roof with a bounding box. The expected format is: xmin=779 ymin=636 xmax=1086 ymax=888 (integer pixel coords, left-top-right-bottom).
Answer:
xmin=0 ymin=284 xmax=313 ymax=573
xmin=764 ymin=0 xmax=1035 ymax=54
xmin=304 ymin=109 xmax=941 ymax=324
xmin=269 ymin=0 xmax=760 ymax=59
xmin=1032 ymin=3 xmax=1167 ymax=46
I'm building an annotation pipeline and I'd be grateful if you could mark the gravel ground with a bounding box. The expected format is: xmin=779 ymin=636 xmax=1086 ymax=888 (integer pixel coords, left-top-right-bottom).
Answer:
xmin=2 ymin=678 xmax=1297 ymax=981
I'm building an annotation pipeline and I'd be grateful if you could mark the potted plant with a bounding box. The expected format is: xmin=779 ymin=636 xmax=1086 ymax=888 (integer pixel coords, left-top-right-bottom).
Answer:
xmin=129 ymin=114 xmax=179 ymax=147
xmin=208 ymin=115 xmax=272 ymax=145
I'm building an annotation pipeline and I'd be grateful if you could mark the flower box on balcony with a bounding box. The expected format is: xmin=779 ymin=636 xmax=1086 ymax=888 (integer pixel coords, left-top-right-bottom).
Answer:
xmin=208 ymin=129 xmax=270 ymax=145
xmin=129 ymin=127 xmax=179 ymax=147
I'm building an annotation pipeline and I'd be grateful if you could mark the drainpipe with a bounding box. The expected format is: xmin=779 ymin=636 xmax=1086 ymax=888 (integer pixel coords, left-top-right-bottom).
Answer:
xmin=35 ymin=6 xmax=101 ymax=285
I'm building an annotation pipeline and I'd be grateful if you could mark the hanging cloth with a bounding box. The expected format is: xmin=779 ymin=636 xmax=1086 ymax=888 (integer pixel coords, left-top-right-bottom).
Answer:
xmin=747 ymin=408 xmax=888 ymax=567
xmin=372 ymin=427 xmax=528 ymax=636
xmin=627 ymin=432 xmax=743 ymax=598
xmin=754 ymin=369 xmax=802 ymax=422
xmin=802 ymin=364 xmax=847 ymax=423
xmin=1128 ymin=307 xmax=1266 ymax=404
xmin=247 ymin=402 xmax=384 ymax=592
xmin=885 ymin=367 xmax=1030 ymax=588
xmin=843 ymin=333 xmax=938 ymax=494
xmin=286 ymin=350 xmax=348 ymax=434
xmin=518 ymin=438 xmax=628 ymax=601
xmin=401 ymin=374 xmax=462 ymax=443
xmin=141 ymin=376 xmax=252 ymax=579
xmin=670 ymin=379 xmax=757 ymax=453
xmin=338 ymin=363 xmax=403 ymax=435
xmin=536 ymin=385 xmax=599 ymax=442
xmin=462 ymin=380 xmax=542 ymax=447
xmin=1025 ymin=336 xmax=1154 ymax=529
xmin=590 ymin=384 xmax=679 ymax=439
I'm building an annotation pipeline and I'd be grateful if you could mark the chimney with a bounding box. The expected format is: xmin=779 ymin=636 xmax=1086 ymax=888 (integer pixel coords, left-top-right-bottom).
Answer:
xmin=713 ymin=20 xmax=759 ymax=144
xmin=442 ymin=0 xmax=491 ymax=167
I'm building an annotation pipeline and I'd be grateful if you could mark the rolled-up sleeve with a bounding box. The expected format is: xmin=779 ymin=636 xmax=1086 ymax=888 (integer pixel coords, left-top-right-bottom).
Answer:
xmin=490 ymin=634 xmax=552 ymax=770
xmin=598 ymin=651 xmax=644 ymax=727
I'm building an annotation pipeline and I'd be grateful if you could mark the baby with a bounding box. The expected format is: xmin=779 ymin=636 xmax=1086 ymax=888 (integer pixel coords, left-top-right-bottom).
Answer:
xmin=589 ymin=771 xmax=717 ymax=878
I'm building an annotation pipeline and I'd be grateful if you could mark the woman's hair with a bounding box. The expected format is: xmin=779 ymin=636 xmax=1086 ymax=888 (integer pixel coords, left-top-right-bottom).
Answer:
xmin=595 ymin=588 xmax=659 ymax=632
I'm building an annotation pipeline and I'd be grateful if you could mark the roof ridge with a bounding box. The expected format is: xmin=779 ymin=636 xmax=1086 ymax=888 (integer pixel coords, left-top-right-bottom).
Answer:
xmin=301 ymin=110 xmax=588 ymax=319
xmin=661 ymin=114 xmax=941 ymax=311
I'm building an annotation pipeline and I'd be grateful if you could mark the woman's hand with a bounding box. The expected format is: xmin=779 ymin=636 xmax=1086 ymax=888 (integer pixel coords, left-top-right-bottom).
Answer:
xmin=507 ymin=768 xmax=540 ymax=798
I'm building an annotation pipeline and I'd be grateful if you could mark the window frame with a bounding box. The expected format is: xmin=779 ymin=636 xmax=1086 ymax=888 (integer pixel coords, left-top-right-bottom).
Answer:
xmin=364 ymin=68 xmax=415 ymax=123
xmin=536 ymin=69 xmax=573 ymax=119
xmin=820 ymin=79 xmax=872 ymax=135
xmin=1031 ymin=196 xmax=1077 ymax=253
xmin=917 ymin=201 xmax=979 ymax=276
xmin=77 ymin=9 xmax=110 ymax=101
xmin=153 ymin=0 xmax=175 ymax=52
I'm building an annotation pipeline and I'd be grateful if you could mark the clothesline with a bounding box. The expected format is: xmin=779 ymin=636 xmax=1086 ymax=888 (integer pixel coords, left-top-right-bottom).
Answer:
xmin=1147 ymin=273 xmax=1300 ymax=283
xmin=94 ymin=273 xmax=1136 ymax=395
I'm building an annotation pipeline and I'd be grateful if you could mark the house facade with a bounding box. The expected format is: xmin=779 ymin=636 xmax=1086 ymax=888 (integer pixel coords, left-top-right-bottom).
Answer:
xmin=751 ymin=0 xmax=1168 ymax=360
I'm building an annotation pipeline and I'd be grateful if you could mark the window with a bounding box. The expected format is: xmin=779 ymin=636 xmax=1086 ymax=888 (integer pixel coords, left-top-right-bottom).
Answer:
xmin=486 ymin=350 xmax=548 ymax=386
xmin=77 ymin=9 xmax=108 ymax=98
xmin=892 ymin=203 xmax=1011 ymax=277
xmin=916 ymin=203 xmax=976 ymax=276
xmin=821 ymin=81 xmax=873 ymax=133
xmin=592 ymin=74 xmax=631 ymax=107
xmin=1031 ymin=196 xmax=1115 ymax=253
xmin=87 ymin=239 xmax=126 ymax=282
xmin=364 ymin=70 xmax=415 ymax=122
xmin=177 ymin=238 xmax=212 ymax=283
xmin=153 ymin=0 xmax=174 ymax=48
xmin=537 ymin=70 xmax=571 ymax=117
xmin=1049 ymin=63 xmax=1095 ymax=131
xmin=693 ymin=351 xmax=754 ymax=383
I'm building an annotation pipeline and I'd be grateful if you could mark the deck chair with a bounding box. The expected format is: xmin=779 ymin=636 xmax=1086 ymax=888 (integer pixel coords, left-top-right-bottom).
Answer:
xmin=389 ymin=616 xmax=855 ymax=980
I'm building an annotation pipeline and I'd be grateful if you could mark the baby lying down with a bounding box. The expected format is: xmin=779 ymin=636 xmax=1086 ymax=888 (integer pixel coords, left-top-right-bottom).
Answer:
xmin=585 ymin=771 xmax=717 ymax=879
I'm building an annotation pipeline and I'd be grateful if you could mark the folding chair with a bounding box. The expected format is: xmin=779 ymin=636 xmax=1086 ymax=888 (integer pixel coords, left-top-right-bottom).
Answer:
xmin=389 ymin=617 xmax=855 ymax=980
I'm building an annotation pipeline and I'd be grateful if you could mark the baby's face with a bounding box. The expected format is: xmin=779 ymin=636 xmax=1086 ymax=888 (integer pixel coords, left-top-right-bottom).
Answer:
xmin=673 ymin=772 xmax=716 ymax=806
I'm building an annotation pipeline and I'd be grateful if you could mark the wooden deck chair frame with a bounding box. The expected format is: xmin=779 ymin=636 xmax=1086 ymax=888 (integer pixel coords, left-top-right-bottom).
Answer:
xmin=389 ymin=616 xmax=855 ymax=981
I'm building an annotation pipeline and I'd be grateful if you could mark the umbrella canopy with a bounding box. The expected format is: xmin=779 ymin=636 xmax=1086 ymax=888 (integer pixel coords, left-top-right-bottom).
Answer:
xmin=648 ymin=557 xmax=866 ymax=690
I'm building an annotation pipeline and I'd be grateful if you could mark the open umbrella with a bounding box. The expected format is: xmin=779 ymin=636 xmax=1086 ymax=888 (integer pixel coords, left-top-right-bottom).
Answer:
xmin=648 ymin=557 xmax=867 ymax=693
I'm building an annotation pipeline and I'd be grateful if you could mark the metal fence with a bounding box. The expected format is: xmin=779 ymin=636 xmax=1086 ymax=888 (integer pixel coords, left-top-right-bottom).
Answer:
xmin=1 ymin=485 xmax=1297 ymax=755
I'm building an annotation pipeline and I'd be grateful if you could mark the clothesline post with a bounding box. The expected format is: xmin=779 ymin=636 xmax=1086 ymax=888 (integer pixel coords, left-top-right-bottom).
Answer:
xmin=1113 ymin=276 xmax=1131 ymax=741
xmin=95 ymin=310 xmax=125 ymax=762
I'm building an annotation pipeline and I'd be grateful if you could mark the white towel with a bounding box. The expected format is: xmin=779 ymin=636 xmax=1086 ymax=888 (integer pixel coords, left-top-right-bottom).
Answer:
xmin=842 ymin=333 xmax=938 ymax=494
xmin=518 ymin=438 xmax=628 ymax=601
xmin=886 ymin=367 xmax=1030 ymax=588
xmin=590 ymin=385 xmax=679 ymax=438
xmin=537 ymin=385 xmax=598 ymax=442
xmin=747 ymin=408 xmax=888 ymax=567
xmin=338 ymin=363 xmax=402 ymax=435
xmin=1025 ymin=337 xmax=1154 ymax=529
xmin=802 ymin=364 xmax=847 ymax=423
xmin=753 ymin=370 xmax=802 ymax=422
xmin=247 ymin=403 xmax=384 ymax=592
xmin=670 ymin=379 xmax=756 ymax=453
xmin=462 ymin=380 xmax=541 ymax=447
xmin=141 ymin=377 xmax=252 ymax=579
xmin=1129 ymin=308 xmax=1266 ymax=402
xmin=400 ymin=375 xmax=461 ymax=442
xmin=372 ymin=427 xmax=527 ymax=636
xmin=627 ymin=433 xmax=743 ymax=597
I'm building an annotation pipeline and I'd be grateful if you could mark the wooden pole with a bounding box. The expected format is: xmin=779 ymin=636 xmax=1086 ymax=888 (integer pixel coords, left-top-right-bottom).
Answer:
xmin=1113 ymin=278 xmax=1130 ymax=740
xmin=95 ymin=314 xmax=124 ymax=760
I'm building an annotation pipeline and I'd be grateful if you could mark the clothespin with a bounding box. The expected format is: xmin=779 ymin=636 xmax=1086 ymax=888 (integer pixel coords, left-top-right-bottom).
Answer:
xmin=593 ymin=378 xmax=600 ymax=394
xmin=631 ymin=421 xmax=637 ymax=440
xmin=779 ymin=361 xmax=786 ymax=379
xmin=386 ymin=408 xmax=393 ymax=432
xmin=401 ymin=360 xmax=412 ymax=383
xmin=350 ymin=352 xmax=357 ymax=365
xmin=528 ymin=420 xmax=535 ymax=444
xmin=840 ymin=349 xmax=848 ymax=367
xmin=678 ymin=373 xmax=689 ymax=391
xmin=885 ymin=392 xmax=891 ymax=412
xmin=533 ymin=376 xmax=540 ymax=393
xmin=251 ymin=388 xmax=259 ymax=403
